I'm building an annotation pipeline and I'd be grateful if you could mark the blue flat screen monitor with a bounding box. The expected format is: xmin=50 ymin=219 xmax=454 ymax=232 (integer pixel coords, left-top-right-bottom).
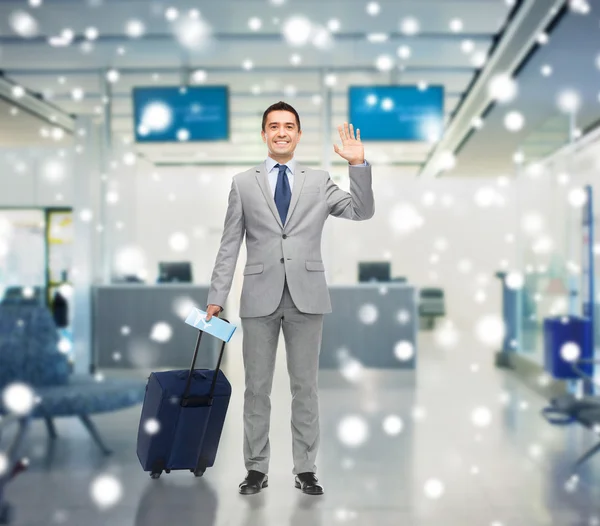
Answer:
xmin=158 ymin=262 xmax=192 ymax=283
xmin=358 ymin=262 xmax=391 ymax=283
xmin=133 ymin=86 xmax=229 ymax=142
xmin=348 ymin=85 xmax=444 ymax=141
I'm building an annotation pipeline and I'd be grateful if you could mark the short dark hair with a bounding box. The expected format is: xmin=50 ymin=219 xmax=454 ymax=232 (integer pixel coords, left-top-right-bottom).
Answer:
xmin=261 ymin=101 xmax=301 ymax=132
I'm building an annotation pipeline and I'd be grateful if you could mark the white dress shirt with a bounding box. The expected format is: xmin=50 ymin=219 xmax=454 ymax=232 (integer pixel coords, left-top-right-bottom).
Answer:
xmin=265 ymin=156 xmax=297 ymax=198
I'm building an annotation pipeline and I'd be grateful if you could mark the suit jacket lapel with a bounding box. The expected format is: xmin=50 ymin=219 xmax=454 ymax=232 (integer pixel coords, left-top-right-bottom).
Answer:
xmin=255 ymin=162 xmax=307 ymax=230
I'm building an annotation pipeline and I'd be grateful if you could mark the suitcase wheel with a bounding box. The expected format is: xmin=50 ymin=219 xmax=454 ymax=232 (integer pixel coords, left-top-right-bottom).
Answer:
xmin=165 ymin=469 xmax=171 ymax=474
xmin=193 ymin=467 xmax=205 ymax=477
xmin=150 ymin=472 xmax=161 ymax=479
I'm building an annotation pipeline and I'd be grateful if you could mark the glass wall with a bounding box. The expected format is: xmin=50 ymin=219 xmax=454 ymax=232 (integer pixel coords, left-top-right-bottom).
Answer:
xmin=514 ymin=126 xmax=600 ymax=370
xmin=0 ymin=207 xmax=74 ymax=366
xmin=0 ymin=209 xmax=46 ymax=302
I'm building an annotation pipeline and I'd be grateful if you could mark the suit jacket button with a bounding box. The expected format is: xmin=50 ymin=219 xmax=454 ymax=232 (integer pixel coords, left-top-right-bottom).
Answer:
xmin=282 ymin=234 xmax=287 ymax=239
xmin=280 ymin=258 xmax=284 ymax=263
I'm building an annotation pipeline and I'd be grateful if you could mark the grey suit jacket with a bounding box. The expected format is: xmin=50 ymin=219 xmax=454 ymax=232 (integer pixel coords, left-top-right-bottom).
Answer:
xmin=207 ymin=162 xmax=375 ymax=318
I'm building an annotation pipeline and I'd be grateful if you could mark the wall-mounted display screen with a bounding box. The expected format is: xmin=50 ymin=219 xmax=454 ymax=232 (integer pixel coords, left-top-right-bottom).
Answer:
xmin=133 ymin=86 xmax=229 ymax=142
xmin=348 ymin=85 xmax=444 ymax=141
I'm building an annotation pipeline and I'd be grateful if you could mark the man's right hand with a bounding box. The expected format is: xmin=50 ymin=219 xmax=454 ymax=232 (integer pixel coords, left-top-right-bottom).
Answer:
xmin=206 ymin=304 xmax=222 ymax=321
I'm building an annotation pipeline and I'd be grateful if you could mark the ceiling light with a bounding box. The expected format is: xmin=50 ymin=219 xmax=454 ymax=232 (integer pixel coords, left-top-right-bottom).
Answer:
xmin=513 ymin=151 xmax=525 ymax=164
xmin=471 ymin=117 xmax=484 ymax=129
xmin=282 ymin=15 xmax=312 ymax=46
xmin=569 ymin=0 xmax=591 ymax=14
xmin=165 ymin=7 xmax=179 ymax=21
xmin=400 ymin=17 xmax=419 ymax=35
xmin=471 ymin=51 xmax=487 ymax=68
xmin=366 ymin=2 xmax=380 ymax=16
xmin=248 ymin=17 xmax=262 ymax=31
xmin=47 ymin=37 xmax=64 ymax=47
xmin=324 ymin=74 xmax=337 ymax=87
xmin=438 ymin=151 xmax=456 ymax=171
xmin=488 ymin=73 xmax=518 ymax=103
xmin=9 ymin=11 xmax=39 ymax=38
xmin=504 ymin=111 xmax=525 ymax=132
xmin=461 ymin=40 xmax=474 ymax=53
xmin=106 ymin=69 xmax=120 ymax=83
xmin=61 ymin=28 xmax=74 ymax=41
xmin=397 ymin=45 xmax=411 ymax=59
xmin=327 ymin=19 xmax=340 ymax=32
xmin=312 ymin=26 xmax=333 ymax=50
xmin=367 ymin=33 xmax=388 ymax=43
xmin=192 ymin=69 xmax=207 ymax=83
xmin=283 ymin=85 xmax=297 ymax=97
xmin=52 ymin=128 xmax=65 ymax=141
xmin=557 ymin=89 xmax=581 ymax=113
xmin=375 ymin=55 xmax=394 ymax=71
xmin=126 ymin=20 xmax=145 ymax=38
xmin=12 ymin=86 xmax=25 ymax=98
xmin=173 ymin=16 xmax=212 ymax=50
xmin=449 ymin=18 xmax=463 ymax=32
xmin=71 ymin=87 xmax=84 ymax=101
xmin=85 ymin=27 xmax=99 ymax=40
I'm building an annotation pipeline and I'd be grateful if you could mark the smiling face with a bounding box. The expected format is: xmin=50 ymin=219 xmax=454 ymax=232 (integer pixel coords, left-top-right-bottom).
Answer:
xmin=261 ymin=110 xmax=302 ymax=163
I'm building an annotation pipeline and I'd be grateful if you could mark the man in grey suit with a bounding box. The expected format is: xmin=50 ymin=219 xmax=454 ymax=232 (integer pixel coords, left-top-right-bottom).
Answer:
xmin=205 ymin=101 xmax=374 ymax=496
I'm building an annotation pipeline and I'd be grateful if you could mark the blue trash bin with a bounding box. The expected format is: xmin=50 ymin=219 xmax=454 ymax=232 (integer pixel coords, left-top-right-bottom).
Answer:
xmin=543 ymin=316 xmax=593 ymax=380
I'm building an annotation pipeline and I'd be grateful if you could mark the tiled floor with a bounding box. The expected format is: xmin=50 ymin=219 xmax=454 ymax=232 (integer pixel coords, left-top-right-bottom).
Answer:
xmin=3 ymin=330 xmax=600 ymax=526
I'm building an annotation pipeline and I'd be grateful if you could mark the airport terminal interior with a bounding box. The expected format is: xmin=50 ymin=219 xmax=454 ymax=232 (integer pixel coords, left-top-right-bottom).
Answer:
xmin=1 ymin=0 xmax=600 ymax=524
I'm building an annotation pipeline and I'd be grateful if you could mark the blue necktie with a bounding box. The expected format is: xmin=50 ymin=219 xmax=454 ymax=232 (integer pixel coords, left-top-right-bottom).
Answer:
xmin=274 ymin=163 xmax=291 ymax=225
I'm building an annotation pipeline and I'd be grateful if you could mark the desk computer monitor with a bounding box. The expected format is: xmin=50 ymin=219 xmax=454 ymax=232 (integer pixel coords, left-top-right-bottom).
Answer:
xmin=158 ymin=262 xmax=192 ymax=283
xmin=358 ymin=262 xmax=391 ymax=283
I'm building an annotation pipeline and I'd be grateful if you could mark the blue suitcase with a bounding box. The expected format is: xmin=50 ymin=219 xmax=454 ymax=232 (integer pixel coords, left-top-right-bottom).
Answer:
xmin=136 ymin=319 xmax=232 ymax=479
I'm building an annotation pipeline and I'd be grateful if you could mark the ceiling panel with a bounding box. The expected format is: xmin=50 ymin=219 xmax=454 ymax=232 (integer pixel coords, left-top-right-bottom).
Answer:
xmin=0 ymin=0 xmax=511 ymax=37
xmin=445 ymin=8 xmax=600 ymax=177
xmin=0 ymin=98 xmax=73 ymax=146
xmin=0 ymin=0 xmax=519 ymax=167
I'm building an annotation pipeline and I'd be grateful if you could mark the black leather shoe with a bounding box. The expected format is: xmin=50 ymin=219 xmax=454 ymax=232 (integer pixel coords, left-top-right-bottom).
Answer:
xmin=294 ymin=472 xmax=324 ymax=495
xmin=239 ymin=470 xmax=268 ymax=495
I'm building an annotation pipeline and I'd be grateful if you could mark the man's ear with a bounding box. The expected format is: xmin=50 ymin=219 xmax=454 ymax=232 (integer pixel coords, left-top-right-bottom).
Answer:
xmin=297 ymin=129 xmax=302 ymax=142
xmin=261 ymin=130 xmax=266 ymax=143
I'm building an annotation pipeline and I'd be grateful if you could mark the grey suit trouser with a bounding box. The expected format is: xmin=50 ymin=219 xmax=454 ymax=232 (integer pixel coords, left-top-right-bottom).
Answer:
xmin=240 ymin=276 xmax=324 ymax=475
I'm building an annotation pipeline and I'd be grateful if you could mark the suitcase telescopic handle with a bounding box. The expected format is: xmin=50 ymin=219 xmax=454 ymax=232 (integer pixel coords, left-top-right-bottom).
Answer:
xmin=181 ymin=318 xmax=229 ymax=407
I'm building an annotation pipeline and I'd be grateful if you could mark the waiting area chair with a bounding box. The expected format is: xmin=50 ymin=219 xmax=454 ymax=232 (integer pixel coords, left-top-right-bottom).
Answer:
xmin=418 ymin=288 xmax=446 ymax=330
xmin=0 ymin=302 xmax=146 ymax=456
xmin=542 ymin=358 xmax=600 ymax=474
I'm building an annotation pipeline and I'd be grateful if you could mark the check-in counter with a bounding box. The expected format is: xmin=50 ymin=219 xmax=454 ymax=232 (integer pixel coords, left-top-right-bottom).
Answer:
xmin=93 ymin=284 xmax=222 ymax=370
xmin=93 ymin=282 xmax=417 ymax=372
xmin=319 ymin=283 xmax=418 ymax=369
